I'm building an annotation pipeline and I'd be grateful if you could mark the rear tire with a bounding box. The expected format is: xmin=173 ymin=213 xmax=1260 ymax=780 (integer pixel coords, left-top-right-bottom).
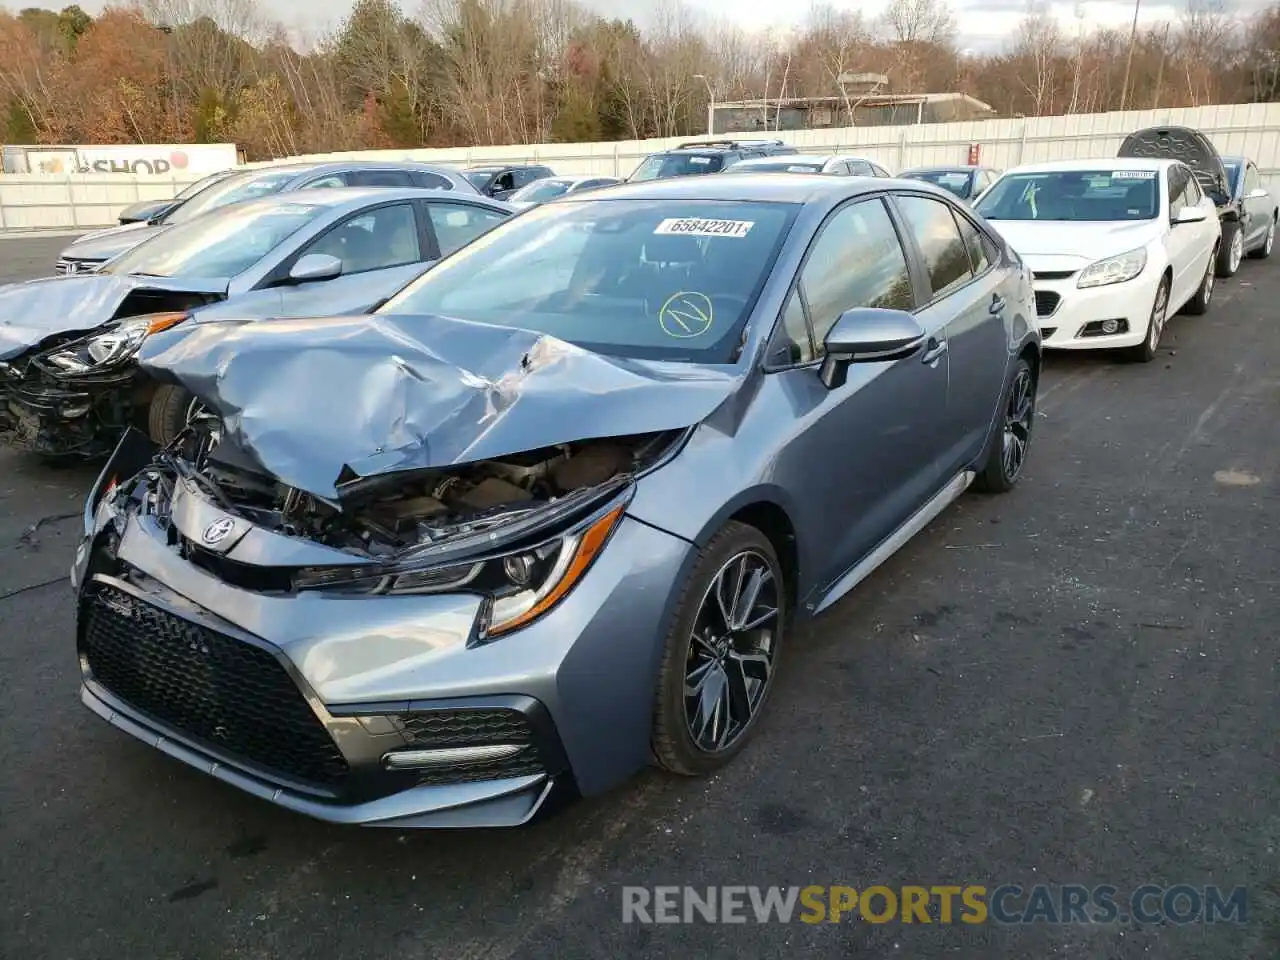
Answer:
xmin=1215 ymin=220 xmax=1242 ymax=277
xmin=973 ymin=355 xmax=1036 ymax=494
xmin=1247 ymin=214 xmax=1275 ymax=260
xmin=652 ymin=521 xmax=786 ymax=776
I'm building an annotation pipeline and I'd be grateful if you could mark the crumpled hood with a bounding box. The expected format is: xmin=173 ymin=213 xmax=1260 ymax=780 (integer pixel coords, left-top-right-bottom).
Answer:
xmin=138 ymin=313 xmax=744 ymax=500
xmin=0 ymin=273 xmax=228 ymax=361
xmin=987 ymin=219 xmax=1159 ymax=262
xmin=62 ymin=223 xmax=166 ymax=262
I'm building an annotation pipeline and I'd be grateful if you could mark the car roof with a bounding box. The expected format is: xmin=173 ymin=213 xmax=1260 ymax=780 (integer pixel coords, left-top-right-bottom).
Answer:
xmin=1004 ymin=157 xmax=1177 ymax=174
xmin=464 ymin=163 xmax=545 ymax=171
xmin=214 ymin=187 xmax=508 ymax=216
xmin=902 ymin=165 xmax=980 ymax=172
xmin=729 ymin=155 xmax=830 ymax=167
xmin=560 ymin=173 xmax=915 ymax=205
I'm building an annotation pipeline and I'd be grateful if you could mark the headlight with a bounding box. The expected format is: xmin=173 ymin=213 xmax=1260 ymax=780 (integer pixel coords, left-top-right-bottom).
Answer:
xmin=39 ymin=312 xmax=188 ymax=375
xmin=1076 ymin=248 xmax=1147 ymax=288
xmin=292 ymin=496 xmax=629 ymax=640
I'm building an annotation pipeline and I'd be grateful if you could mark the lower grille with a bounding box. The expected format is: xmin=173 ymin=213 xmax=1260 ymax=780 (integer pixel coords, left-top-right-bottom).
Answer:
xmin=81 ymin=584 xmax=349 ymax=787
xmin=1034 ymin=290 xmax=1061 ymax=317
xmin=394 ymin=709 xmax=546 ymax=786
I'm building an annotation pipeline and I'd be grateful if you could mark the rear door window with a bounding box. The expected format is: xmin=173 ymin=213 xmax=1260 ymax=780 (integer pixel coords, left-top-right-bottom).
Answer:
xmin=895 ymin=194 xmax=975 ymax=299
xmin=426 ymin=202 xmax=509 ymax=256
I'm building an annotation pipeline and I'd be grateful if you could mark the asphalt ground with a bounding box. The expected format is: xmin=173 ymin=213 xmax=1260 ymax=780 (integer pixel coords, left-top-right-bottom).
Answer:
xmin=1 ymin=234 xmax=1276 ymax=959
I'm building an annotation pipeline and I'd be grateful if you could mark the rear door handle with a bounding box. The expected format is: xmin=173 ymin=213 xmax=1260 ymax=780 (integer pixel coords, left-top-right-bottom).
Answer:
xmin=989 ymin=295 xmax=1006 ymax=314
xmin=922 ymin=336 xmax=948 ymax=364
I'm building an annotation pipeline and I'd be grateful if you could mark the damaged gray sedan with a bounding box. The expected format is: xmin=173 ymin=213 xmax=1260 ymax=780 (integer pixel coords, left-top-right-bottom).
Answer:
xmin=73 ymin=175 xmax=1040 ymax=828
xmin=0 ymin=187 xmax=510 ymax=457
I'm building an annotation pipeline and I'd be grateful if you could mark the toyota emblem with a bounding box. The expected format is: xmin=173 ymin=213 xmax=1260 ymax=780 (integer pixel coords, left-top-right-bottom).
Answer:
xmin=201 ymin=517 xmax=235 ymax=545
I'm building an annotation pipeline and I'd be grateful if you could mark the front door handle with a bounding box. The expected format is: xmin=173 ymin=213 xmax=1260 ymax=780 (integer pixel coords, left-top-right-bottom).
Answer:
xmin=922 ymin=336 xmax=948 ymax=364
xmin=989 ymin=295 xmax=1006 ymax=314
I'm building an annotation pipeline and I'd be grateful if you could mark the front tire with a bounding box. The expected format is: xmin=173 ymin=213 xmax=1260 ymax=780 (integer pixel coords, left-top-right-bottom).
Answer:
xmin=1248 ymin=214 xmax=1275 ymax=260
xmin=147 ymin=383 xmax=201 ymax=446
xmin=652 ymin=521 xmax=786 ymax=776
xmin=1216 ymin=220 xmax=1242 ymax=277
xmin=974 ymin=355 xmax=1035 ymax=493
xmin=1182 ymin=247 xmax=1216 ymax=316
xmin=1125 ymin=276 xmax=1170 ymax=363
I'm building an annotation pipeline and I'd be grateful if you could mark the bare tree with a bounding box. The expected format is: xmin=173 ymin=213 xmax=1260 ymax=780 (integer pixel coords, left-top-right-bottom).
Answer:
xmin=805 ymin=3 xmax=871 ymax=123
xmin=881 ymin=0 xmax=955 ymax=91
xmin=1175 ymin=0 xmax=1240 ymax=106
xmin=1014 ymin=2 xmax=1062 ymax=115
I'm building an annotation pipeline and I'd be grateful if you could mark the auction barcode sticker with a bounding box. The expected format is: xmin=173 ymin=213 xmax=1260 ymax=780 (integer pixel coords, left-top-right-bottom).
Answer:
xmin=654 ymin=218 xmax=755 ymax=238
xmin=1111 ymin=170 xmax=1157 ymax=179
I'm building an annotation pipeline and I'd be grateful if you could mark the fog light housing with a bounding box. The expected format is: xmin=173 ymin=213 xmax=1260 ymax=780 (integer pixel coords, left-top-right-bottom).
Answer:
xmin=1079 ymin=319 xmax=1130 ymax=338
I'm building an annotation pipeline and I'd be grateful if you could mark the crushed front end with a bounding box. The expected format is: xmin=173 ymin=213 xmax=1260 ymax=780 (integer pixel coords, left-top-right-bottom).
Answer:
xmin=73 ymin=427 xmax=695 ymax=828
xmin=0 ymin=347 xmax=140 ymax=457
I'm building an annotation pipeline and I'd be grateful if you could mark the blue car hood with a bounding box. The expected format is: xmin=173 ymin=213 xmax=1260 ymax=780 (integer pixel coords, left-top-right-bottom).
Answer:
xmin=138 ymin=313 xmax=744 ymax=500
xmin=0 ymin=273 xmax=228 ymax=361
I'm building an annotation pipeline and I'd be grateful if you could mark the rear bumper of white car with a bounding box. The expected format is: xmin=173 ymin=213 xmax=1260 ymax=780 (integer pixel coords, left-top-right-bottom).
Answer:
xmin=1029 ymin=262 xmax=1162 ymax=350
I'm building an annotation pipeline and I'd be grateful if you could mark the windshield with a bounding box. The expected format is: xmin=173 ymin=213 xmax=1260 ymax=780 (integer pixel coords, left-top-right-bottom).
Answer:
xmin=511 ymin=179 xmax=573 ymax=202
xmin=726 ymin=160 xmax=823 ymax=174
xmin=162 ymin=169 xmax=299 ymax=224
xmin=379 ymin=199 xmax=797 ymax=363
xmin=464 ymin=170 xmax=499 ymax=189
xmin=1223 ymin=159 xmax=1242 ymax=192
xmin=174 ymin=170 xmax=230 ymax=200
xmin=629 ymin=153 xmax=726 ymax=181
xmin=904 ymin=170 xmax=974 ymax=198
xmin=104 ymin=200 xmax=327 ymax=278
xmin=975 ymin=170 xmax=1159 ymax=222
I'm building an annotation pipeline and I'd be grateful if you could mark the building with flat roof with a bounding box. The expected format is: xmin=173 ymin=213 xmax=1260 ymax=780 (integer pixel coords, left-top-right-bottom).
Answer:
xmin=711 ymin=93 xmax=995 ymax=133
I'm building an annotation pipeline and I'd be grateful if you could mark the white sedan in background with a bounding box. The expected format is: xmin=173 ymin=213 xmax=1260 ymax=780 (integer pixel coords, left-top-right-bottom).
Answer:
xmin=974 ymin=158 xmax=1220 ymax=362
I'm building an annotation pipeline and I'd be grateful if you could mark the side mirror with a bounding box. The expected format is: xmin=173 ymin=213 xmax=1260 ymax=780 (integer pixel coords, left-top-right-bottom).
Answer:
xmin=1248 ymin=187 xmax=1269 ymax=199
xmin=1172 ymin=205 xmax=1209 ymax=225
xmin=288 ymin=253 xmax=343 ymax=283
xmin=819 ymin=307 xmax=926 ymax=389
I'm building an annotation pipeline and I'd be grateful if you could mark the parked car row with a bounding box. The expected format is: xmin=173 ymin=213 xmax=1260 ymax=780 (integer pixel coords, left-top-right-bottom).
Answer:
xmin=0 ymin=120 xmax=1271 ymax=833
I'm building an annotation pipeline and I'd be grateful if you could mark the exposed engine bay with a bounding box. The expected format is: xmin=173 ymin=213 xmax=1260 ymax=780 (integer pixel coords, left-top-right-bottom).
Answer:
xmin=153 ymin=429 xmax=682 ymax=560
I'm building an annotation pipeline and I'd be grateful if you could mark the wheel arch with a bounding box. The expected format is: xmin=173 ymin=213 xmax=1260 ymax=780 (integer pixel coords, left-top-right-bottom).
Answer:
xmin=689 ymin=488 xmax=805 ymax=614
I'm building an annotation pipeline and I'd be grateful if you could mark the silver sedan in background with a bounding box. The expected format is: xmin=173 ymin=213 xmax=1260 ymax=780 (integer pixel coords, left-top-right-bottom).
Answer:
xmin=1 ymin=188 xmax=512 ymax=456
xmin=507 ymin=175 xmax=622 ymax=209
xmin=56 ymin=160 xmax=482 ymax=274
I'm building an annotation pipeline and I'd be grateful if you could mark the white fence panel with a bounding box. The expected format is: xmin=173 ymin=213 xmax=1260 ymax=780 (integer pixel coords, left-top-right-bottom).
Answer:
xmin=4 ymin=102 xmax=1280 ymax=229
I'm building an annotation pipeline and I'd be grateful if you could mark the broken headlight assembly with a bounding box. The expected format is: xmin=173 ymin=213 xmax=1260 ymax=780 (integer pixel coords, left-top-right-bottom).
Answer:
xmin=292 ymin=491 xmax=630 ymax=640
xmin=37 ymin=312 xmax=189 ymax=375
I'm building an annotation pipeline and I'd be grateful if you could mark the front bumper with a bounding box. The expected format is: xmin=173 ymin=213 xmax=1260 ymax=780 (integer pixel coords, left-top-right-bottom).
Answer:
xmin=1030 ymin=263 xmax=1162 ymax=351
xmin=0 ymin=360 xmax=137 ymax=457
xmin=72 ymin=436 xmax=695 ymax=827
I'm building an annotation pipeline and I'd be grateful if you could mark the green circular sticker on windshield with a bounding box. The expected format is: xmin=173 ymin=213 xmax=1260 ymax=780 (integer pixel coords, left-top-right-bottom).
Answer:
xmin=658 ymin=291 xmax=714 ymax=338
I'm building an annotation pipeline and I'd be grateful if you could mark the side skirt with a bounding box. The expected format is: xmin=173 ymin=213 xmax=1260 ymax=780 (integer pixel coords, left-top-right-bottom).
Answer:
xmin=812 ymin=469 xmax=976 ymax=616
